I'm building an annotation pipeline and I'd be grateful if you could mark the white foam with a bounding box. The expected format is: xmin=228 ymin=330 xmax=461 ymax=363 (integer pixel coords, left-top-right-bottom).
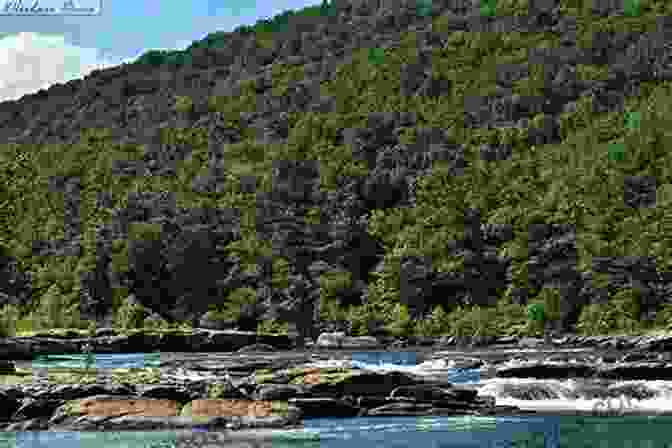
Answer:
xmin=302 ymin=359 xmax=672 ymax=415
xmin=476 ymin=378 xmax=672 ymax=415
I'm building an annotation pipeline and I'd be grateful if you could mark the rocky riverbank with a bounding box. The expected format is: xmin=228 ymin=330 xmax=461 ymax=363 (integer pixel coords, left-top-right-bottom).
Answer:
xmin=0 ymin=357 xmax=503 ymax=431
xmin=3 ymin=329 xmax=672 ymax=431
xmin=4 ymin=327 xmax=672 ymax=358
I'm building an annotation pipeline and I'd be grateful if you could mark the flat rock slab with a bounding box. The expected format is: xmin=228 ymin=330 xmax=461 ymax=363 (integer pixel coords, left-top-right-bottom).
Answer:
xmin=53 ymin=396 xmax=179 ymax=421
xmin=0 ymin=356 xmax=506 ymax=431
xmin=181 ymin=399 xmax=295 ymax=418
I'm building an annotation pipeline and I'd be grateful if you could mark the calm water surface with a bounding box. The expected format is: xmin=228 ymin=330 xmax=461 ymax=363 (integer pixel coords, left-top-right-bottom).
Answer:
xmin=1 ymin=416 xmax=671 ymax=447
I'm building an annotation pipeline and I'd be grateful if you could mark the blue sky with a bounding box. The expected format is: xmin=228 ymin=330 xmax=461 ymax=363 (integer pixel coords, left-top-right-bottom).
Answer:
xmin=0 ymin=0 xmax=322 ymax=102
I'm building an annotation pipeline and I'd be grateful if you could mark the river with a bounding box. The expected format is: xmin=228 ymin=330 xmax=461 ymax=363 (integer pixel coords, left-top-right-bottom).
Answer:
xmin=4 ymin=348 xmax=672 ymax=447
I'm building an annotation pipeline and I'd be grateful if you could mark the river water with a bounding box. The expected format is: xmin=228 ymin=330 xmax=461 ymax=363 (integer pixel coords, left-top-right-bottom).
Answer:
xmin=4 ymin=349 xmax=672 ymax=447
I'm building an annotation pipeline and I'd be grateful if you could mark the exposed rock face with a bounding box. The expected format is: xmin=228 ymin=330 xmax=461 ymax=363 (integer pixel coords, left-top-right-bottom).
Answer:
xmin=6 ymin=329 xmax=672 ymax=358
xmin=2 ymin=0 xmax=672 ymax=340
xmin=315 ymin=332 xmax=382 ymax=349
xmin=1 ymin=335 xmax=672 ymax=430
xmin=0 ymin=346 xmax=501 ymax=431
xmin=0 ymin=329 xmax=294 ymax=358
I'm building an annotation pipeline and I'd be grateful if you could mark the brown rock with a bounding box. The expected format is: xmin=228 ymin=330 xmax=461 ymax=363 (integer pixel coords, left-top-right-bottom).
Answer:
xmin=186 ymin=399 xmax=286 ymax=418
xmin=301 ymin=368 xmax=327 ymax=385
xmin=69 ymin=396 xmax=178 ymax=417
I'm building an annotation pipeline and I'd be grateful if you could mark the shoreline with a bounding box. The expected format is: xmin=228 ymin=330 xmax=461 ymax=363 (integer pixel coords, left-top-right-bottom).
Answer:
xmin=1 ymin=332 xmax=672 ymax=430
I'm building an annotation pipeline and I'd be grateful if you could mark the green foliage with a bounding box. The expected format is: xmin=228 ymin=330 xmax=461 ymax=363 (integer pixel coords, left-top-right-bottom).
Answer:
xmin=448 ymin=305 xmax=499 ymax=337
xmin=344 ymin=305 xmax=376 ymax=337
xmin=211 ymin=287 xmax=259 ymax=321
xmin=494 ymin=302 xmax=535 ymax=336
xmin=382 ymin=303 xmax=414 ymax=337
xmin=412 ymin=305 xmax=452 ymax=336
xmin=654 ymin=303 xmax=672 ymax=329
xmin=576 ymin=288 xmax=643 ymax=335
xmin=173 ymin=95 xmax=194 ymax=114
xmin=133 ymin=50 xmax=192 ymax=68
xmin=624 ymin=0 xmax=641 ymax=16
xmin=127 ymin=222 xmax=163 ymax=242
xmin=319 ymin=296 xmax=348 ymax=322
xmin=318 ymin=270 xmax=352 ymax=302
xmin=479 ymin=0 xmax=498 ymax=16
xmin=257 ymin=319 xmax=289 ymax=335
xmin=0 ymin=304 xmax=21 ymax=337
xmin=527 ymin=303 xmax=545 ymax=321
xmin=26 ymin=284 xmax=86 ymax=331
xmin=113 ymin=298 xmax=147 ymax=331
xmin=4 ymin=0 xmax=672 ymax=337
xmin=270 ymin=258 xmax=290 ymax=290
xmin=142 ymin=313 xmax=172 ymax=331
xmin=537 ymin=288 xmax=562 ymax=323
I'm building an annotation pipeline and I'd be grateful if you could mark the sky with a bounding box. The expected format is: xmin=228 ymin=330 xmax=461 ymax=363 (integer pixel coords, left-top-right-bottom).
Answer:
xmin=0 ymin=0 xmax=322 ymax=103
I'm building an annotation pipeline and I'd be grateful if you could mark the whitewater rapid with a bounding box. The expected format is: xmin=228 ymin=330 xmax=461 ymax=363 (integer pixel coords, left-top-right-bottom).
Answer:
xmin=304 ymin=355 xmax=672 ymax=416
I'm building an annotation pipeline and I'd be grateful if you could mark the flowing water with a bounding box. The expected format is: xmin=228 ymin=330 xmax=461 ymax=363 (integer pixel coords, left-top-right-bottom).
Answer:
xmin=29 ymin=352 xmax=162 ymax=369
xmin=4 ymin=348 xmax=672 ymax=447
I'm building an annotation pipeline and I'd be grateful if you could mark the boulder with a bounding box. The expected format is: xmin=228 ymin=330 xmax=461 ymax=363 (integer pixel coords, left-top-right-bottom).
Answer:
xmin=0 ymin=351 xmax=508 ymax=430
xmin=236 ymin=343 xmax=277 ymax=353
xmin=49 ymin=395 xmax=180 ymax=424
xmin=340 ymin=336 xmax=382 ymax=349
xmin=315 ymin=332 xmax=382 ymax=349
xmin=254 ymin=384 xmax=308 ymax=401
xmin=94 ymin=327 xmax=118 ymax=337
xmin=315 ymin=331 xmax=346 ymax=348
xmin=0 ymin=329 xmax=294 ymax=358
xmin=497 ymin=362 xmax=596 ymax=379
xmin=180 ymin=398 xmax=300 ymax=419
xmin=0 ymin=360 xmax=15 ymax=374
xmin=198 ymin=314 xmax=237 ymax=331
xmin=389 ymin=384 xmax=479 ymax=402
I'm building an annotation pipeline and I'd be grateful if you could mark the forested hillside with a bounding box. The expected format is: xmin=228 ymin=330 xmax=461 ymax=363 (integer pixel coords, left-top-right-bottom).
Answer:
xmin=2 ymin=0 xmax=672 ymax=341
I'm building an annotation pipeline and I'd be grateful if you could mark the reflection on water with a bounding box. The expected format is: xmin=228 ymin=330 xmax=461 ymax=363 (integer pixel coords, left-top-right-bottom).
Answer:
xmin=30 ymin=353 xmax=161 ymax=369
xmin=2 ymin=416 xmax=672 ymax=448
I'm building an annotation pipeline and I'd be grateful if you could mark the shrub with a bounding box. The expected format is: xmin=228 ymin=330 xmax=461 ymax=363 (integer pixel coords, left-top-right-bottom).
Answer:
xmin=173 ymin=95 xmax=194 ymax=114
xmin=318 ymin=270 xmax=352 ymax=322
xmin=219 ymin=287 xmax=258 ymax=321
xmin=447 ymin=305 xmax=499 ymax=337
xmin=654 ymin=303 xmax=672 ymax=329
xmin=319 ymin=270 xmax=352 ymax=297
xmin=345 ymin=302 xmax=382 ymax=336
xmin=201 ymin=309 xmax=230 ymax=323
xmin=142 ymin=313 xmax=171 ymax=331
xmin=113 ymin=298 xmax=147 ymax=330
xmin=383 ymin=303 xmax=414 ymax=337
xmin=0 ymin=304 xmax=20 ymax=337
xmin=576 ymin=288 xmax=641 ymax=335
xmin=412 ymin=305 xmax=452 ymax=336
xmin=257 ymin=319 xmax=289 ymax=335
xmin=319 ymin=296 xmax=348 ymax=322
xmin=26 ymin=284 xmax=86 ymax=331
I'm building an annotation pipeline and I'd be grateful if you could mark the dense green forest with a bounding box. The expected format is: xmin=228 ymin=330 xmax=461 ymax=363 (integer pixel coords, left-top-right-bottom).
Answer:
xmin=3 ymin=0 xmax=672 ymax=339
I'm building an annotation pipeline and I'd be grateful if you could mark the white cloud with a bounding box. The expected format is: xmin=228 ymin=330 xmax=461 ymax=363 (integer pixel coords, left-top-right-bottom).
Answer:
xmin=0 ymin=32 xmax=117 ymax=102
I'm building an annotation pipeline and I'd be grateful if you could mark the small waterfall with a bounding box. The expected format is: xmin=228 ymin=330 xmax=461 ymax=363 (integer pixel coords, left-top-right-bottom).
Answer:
xmin=304 ymin=351 xmax=672 ymax=416
xmin=476 ymin=378 xmax=672 ymax=415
